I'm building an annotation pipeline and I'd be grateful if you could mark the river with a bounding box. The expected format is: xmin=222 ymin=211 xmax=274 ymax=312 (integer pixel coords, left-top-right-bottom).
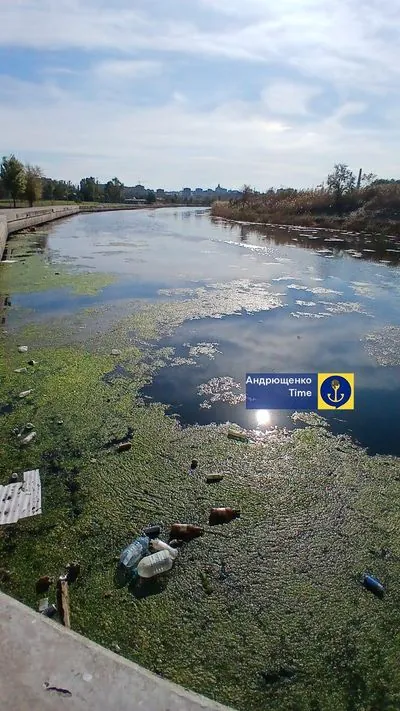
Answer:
xmin=5 ymin=206 xmax=400 ymax=454
xmin=1 ymin=207 xmax=400 ymax=711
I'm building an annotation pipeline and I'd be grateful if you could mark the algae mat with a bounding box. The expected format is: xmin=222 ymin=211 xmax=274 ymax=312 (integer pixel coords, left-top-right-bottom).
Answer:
xmin=1 ymin=241 xmax=400 ymax=711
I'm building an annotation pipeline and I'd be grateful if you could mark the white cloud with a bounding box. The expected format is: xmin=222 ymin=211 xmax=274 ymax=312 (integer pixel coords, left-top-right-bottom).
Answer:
xmin=1 ymin=0 xmax=399 ymax=90
xmin=0 ymin=75 xmax=398 ymax=189
xmin=93 ymin=59 xmax=163 ymax=79
xmin=261 ymin=82 xmax=320 ymax=116
xmin=0 ymin=0 xmax=400 ymax=186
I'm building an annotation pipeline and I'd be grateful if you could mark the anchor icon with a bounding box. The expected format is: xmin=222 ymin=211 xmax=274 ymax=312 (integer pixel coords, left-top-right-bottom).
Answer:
xmin=327 ymin=378 xmax=344 ymax=404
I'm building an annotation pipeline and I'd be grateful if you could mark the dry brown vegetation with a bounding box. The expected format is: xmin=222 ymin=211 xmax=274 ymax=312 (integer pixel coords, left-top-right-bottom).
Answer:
xmin=212 ymin=183 xmax=400 ymax=236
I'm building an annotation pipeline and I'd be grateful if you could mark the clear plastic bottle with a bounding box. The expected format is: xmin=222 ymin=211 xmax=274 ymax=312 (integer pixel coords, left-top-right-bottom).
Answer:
xmin=119 ymin=535 xmax=149 ymax=569
xmin=150 ymin=538 xmax=178 ymax=559
xmin=136 ymin=549 xmax=175 ymax=579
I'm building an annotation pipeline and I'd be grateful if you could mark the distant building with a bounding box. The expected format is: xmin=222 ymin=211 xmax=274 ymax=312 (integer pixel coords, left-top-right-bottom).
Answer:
xmin=215 ymin=183 xmax=227 ymax=195
xmin=182 ymin=187 xmax=192 ymax=198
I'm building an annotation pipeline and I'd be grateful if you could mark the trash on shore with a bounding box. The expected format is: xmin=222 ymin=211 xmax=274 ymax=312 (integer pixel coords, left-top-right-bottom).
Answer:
xmin=209 ymin=507 xmax=240 ymax=526
xmin=363 ymin=573 xmax=385 ymax=597
xmin=0 ymin=469 xmax=41 ymax=525
xmin=36 ymin=575 xmax=53 ymax=594
xmin=38 ymin=597 xmax=49 ymax=613
xmin=42 ymin=604 xmax=57 ymax=618
xmin=261 ymin=667 xmax=297 ymax=684
xmin=25 ymin=422 xmax=34 ymax=430
xmin=28 ymin=360 xmax=38 ymax=366
xmin=227 ymin=428 xmax=248 ymax=443
xmin=142 ymin=524 xmax=161 ymax=539
xmin=206 ymin=474 xmax=224 ymax=484
xmin=168 ymin=539 xmax=183 ymax=548
xmin=120 ymin=535 xmax=149 ymax=569
xmin=21 ymin=431 xmax=36 ymax=446
xmin=57 ymin=576 xmax=71 ymax=628
xmin=18 ymin=345 xmax=28 ymax=353
xmin=169 ymin=523 xmax=204 ymax=542
xmin=117 ymin=442 xmax=132 ymax=452
xmin=66 ymin=562 xmax=81 ymax=583
xmin=190 ymin=459 xmax=198 ymax=470
xmin=111 ymin=349 xmax=121 ymax=356
xmin=136 ymin=549 xmax=176 ymax=579
xmin=19 ymin=389 xmax=33 ymax=398
xmin=150 ymin=538 xmax=178 ymax=559
xmin=14 ymin=367 xmax=27 ymax=373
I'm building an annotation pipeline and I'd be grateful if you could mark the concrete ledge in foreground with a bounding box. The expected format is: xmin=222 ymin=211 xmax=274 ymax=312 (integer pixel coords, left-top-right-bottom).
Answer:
xmin=0 ymin=592 xmax=235 ymax=711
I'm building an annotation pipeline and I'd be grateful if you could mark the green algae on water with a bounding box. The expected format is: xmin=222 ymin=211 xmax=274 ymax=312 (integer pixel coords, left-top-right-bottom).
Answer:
xmin=1 ymin=246 xmax=400 ymax=710
xmin=1 ymin=235 xmax=115 ymax=295
xmin=1 ymin=332 xmax=400 ymax=711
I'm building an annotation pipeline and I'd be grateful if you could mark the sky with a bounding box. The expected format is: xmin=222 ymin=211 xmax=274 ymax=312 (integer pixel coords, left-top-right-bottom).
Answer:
xmin=0 ymin=0 xmax=399 ymax=190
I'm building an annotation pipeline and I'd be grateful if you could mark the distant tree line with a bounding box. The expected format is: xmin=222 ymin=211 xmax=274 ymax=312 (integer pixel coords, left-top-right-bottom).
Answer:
xmin=0 ymin=154 xmax=160 ymax=207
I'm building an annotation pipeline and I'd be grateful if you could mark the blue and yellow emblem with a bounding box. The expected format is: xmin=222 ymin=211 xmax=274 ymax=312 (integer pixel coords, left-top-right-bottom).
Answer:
xmin=317 ymin=373 xmax=354 ymax=410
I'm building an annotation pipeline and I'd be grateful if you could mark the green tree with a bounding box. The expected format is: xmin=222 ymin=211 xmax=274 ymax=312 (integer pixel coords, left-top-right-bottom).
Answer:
xmin=79 ymin=177 xmax=103 ymax=202
xmin=327 ymin=164 xmax=355 ymax=209
xmin=25 ymin=164 xmax=43 ymax=207
xmin=42 ymin=178 xmax=54 ymax=201
xmin=53 ymin=180 xmax=67 ymax=200
xmin=145 ymin=190 xmax=156 ymax=204
xmin=0 ymin=154 xmax=26 ymax=207
xmin=104 ymin=177 xmax=124 ymax=203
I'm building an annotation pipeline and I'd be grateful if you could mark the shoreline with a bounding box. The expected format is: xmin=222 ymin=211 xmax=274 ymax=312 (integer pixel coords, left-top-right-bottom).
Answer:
xmin=211 ymin=204 xmax=400 ymax=239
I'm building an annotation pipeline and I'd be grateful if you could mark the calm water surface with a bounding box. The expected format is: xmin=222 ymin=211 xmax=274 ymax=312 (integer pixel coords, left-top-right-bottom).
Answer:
xmin=6 ymin=207 xmax=400 ymax=455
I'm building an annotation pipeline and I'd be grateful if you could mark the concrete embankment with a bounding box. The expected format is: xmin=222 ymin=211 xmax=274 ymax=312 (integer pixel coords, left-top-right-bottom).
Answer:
xmin=0 ymin=592 xmax=234 ymax=711
xmin=0 ymin=205 xmax=80 ymax=260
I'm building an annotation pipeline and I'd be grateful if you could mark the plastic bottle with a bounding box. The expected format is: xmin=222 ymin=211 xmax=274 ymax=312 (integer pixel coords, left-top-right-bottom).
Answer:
xmin=209 ymin=507 xmax=241 ymax=526
xmin=150 ymin=538 xmax=178 ymax=559
xmin=136 ymin=549 xmax=174 ymax=579
xmin=119 ymin=535 xmax=149 ymax=569
xmin=227 ymin=429 xmax=248 ymax=443
xmin=142 ymin=525 xmax=161 ymax=539
xmin=363 ymin=574 xmax=385 ymax=597
xmin=169 ymin=523 xmax=204 ymax=542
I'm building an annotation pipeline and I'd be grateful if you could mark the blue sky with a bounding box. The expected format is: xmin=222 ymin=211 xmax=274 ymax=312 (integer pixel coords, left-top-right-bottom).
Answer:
xmin=0 ymin=0 xmax=399 ymax=189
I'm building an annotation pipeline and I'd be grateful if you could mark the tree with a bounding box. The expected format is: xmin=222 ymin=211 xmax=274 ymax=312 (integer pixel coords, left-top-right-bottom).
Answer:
xmin=79 ymin=177 xmax=103 ymax=202
xmin=42 ymin=178 xmax=54 ymax=201
xmin=241 ymin=184 xmax=253 ymax=204
xmin=104 ymin=177 xmax=124 ymax=203
xmin=0 ymin=155 xmax=26 ymax=207
xmin=25 ymin=164 xmax=43 ymax=207
xmin=326 ymin=164 xmax=355 ymax=209
xmin=145 ymin=190 xmax=156 ymax=204
xmin=360 ymin=172 xmax=377 ymax=187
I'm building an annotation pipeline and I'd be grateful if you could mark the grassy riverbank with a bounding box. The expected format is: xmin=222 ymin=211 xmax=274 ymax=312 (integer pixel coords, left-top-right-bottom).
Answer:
xmin=212 ymin=183 xmax=400 ymax=236
xmin=1 ymin=233 xmax=400 ymax=711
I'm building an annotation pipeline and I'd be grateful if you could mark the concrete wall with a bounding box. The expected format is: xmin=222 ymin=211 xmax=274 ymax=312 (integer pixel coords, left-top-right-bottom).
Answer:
xmin=0 ymin=592 xmax=235 ymax=711
xmin=4 ymin=205 xmax=80 ymax=238
xmin=0 ymin=216 xmax=7 ymax=260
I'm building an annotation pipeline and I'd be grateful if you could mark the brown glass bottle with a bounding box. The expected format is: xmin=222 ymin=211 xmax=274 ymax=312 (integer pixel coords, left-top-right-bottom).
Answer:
xmin=169 ymin=523 xmax=204 ymax=542
xmin=209 ymin=507 xmax=240 ymax=526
